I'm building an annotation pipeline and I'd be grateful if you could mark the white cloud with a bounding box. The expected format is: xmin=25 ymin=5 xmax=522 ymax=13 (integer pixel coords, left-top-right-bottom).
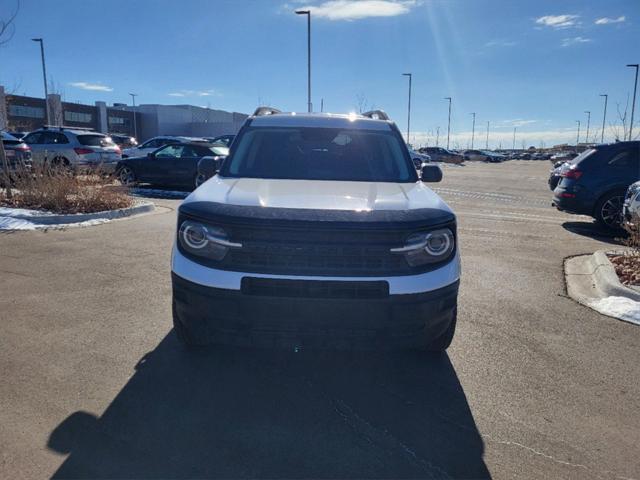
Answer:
xmin=410 ymin=129 xmax=589 ymax=150
xmin=167 ymin=89 xmax=220 ymax=97
xmin=494 ymin=119 xmax=537 ymax=128
xmin=485 ymin=39 xmax=517 ymax=48
xmin=535 ymin=14 xmax=580 ymax=29
xmin=595 ymin=15 xmax=626 ymax=25
xmin=296 ymin=0 xmax=418 ymax=21
xmin=69 ymin=82 xmax=113 ymax=92
xmin=561 ymin=36 xmax=591 ymax=47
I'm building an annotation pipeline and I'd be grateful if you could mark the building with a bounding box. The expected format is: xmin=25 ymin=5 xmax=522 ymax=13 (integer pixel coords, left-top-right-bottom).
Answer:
xmin=0 ymin=85 xmax=247 ymax=141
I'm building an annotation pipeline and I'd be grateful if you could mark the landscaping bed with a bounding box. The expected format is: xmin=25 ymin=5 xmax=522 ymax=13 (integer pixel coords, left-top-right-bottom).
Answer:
xmin=609 ymin=254 xmax=640 ymax=288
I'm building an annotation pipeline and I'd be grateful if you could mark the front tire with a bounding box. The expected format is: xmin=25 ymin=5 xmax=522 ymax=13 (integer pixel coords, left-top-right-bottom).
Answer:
xmin=426 ymin=307 xmax=457 ymax=352
xmin=172 ymin=301 xmax=196 ymax=348
xmin=194 ymin=172 xmax=207 ymax=189
xmin=117 ymin=166 xmax=136 ymax=186
xmin=594 ymin=190 xmax=625 ymax=230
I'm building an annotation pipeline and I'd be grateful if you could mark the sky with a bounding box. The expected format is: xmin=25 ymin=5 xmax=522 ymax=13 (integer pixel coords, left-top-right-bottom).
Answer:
xmin=0 ymin=0 xmax=639 ymax=148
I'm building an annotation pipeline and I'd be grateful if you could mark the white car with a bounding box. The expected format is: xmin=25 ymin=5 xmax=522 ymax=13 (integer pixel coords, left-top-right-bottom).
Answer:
xmin=122 ymin=136 xmax=209 ymax=158
xmin=171 ymin=107 xmax=460 ymax=351
xmin=624 ymin=181 xmax=640 ymax=226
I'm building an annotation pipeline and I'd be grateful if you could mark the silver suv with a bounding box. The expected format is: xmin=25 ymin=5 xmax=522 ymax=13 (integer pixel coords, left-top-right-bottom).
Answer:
xmin=22 ymin=127 xmax=122 ymax=172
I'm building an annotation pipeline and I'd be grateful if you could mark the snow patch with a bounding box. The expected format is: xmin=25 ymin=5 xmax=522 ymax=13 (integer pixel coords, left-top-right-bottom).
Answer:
xmin=0 ymin=215 xmax=110 ymax=231
xmin=589 ymin=296 xmax=640 ymax=326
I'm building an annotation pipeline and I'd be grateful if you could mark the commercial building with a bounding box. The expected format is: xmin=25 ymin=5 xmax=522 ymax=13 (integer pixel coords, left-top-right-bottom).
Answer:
xmin=0 ymin=86 xmax=247 ymax=140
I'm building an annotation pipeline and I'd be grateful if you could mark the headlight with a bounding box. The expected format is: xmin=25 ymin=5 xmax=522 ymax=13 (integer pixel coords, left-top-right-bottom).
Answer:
xmin=627 ymin=183 xmax=640 ymax=200
xmin=178 ymin=219 xmax=242 ymax=261
xmin=391 ymin=228 xmax=455 ymax=267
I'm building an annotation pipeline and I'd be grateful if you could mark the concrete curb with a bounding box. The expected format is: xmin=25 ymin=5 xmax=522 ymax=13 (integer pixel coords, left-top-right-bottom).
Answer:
xmin=565 ymin=250 xmax=640 ymax=325
xmin=3 ymin=201 xmax=155 ymax=225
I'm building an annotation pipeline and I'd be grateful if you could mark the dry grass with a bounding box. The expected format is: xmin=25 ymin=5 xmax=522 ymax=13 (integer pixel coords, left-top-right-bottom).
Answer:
xmin=0 ymin=164 xmax=133 ymax=214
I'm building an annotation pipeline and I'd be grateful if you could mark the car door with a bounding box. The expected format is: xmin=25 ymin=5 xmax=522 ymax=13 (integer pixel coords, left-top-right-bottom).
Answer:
xmin=170 ymin=145 xmax=204 ymax=186
xmin=149 ymin=144 xmax=185 ymax=185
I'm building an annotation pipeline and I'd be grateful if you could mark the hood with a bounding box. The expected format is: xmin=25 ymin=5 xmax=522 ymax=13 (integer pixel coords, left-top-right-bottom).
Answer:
xmin=184 ymin=177 xmax=452 ymax=214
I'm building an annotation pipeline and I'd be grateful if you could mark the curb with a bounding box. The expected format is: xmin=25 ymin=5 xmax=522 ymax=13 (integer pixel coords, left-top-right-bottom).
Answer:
xmin=3 ymin=201 xmax=155 ymax=225
xmin=564 ymin=250 xmax=640 ymax=325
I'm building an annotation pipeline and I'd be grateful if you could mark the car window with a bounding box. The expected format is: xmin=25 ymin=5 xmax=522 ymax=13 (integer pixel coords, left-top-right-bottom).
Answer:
xmin=180 ymin=146 xmax=199 ymax=157
xmin=77 ymin=135 xmax=116 ymax=147
xmin=41 ymin=132 xmax=69 ymax=144
xmin=23 ymin=132 xmax=42 ymax=144
xmin=142 ymin=139 xmax=159 ymax=148
xmin=155 ymin=144 xmax=184 ymax=158
xmin=224 ymin=126 xmax=416 ymax=182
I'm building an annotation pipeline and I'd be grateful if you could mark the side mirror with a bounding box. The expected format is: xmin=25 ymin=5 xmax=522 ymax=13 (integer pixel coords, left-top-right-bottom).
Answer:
xmin=412 ymin=158 xmax=422 ymax=169
xmin=421 ymin=164 xmax=443 ymax=183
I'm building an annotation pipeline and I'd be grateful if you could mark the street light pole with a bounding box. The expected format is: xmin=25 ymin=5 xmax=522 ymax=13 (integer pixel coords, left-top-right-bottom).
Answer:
xmin=295 ymin=10 xmax=312 ymax=112
xmin=584 ymin=111 xmax=591 ymax=144
xmin=512 ymin=127 xmax=516 ymax=150
xmin=436 ymin=126 xmax=440 ymax=147
xmin=470 ymin=112 xmax=476 ymax=149
xmin=576 ymin=120 xmax=581 ymax=153
xmin=444 ymin=97 xmax=452 ymax=150
xmin=402 ymin=73 xmax=412 ymax=144
xmin=485 ymin=121 xmax=490 ymax=149
xmin=599 ymin=94 xmax=608 ymax=143
xmin=31 ymin=38 xmax=49 ymax=125
xmin=129 ymin=93 xmax=138 ymax=140
xmin=627 ymin=64 xmax=639 ymax=141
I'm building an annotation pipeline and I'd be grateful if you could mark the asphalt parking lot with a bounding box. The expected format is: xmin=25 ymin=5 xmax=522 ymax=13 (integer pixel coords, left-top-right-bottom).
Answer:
xmin=1 ymin=160 xmax=639 ymax=479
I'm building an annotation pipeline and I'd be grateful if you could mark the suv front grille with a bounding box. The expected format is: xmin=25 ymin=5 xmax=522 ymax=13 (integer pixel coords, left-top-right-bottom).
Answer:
xmin=179 ymin=220 xmax=456 ymax=277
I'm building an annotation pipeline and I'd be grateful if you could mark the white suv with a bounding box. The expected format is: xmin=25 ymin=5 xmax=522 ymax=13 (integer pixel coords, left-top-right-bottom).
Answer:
xmin=171 ymin=108 xmax=460 ymax=350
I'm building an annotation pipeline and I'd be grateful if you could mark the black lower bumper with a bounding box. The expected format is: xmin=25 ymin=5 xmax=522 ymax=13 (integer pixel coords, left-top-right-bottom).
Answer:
xmin=171 ymin=273 xmax=459 ymax=349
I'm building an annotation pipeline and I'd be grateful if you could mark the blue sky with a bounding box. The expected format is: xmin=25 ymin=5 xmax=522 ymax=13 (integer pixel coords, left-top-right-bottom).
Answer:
xmin=0 ymin=0 xmax=638 ymax=147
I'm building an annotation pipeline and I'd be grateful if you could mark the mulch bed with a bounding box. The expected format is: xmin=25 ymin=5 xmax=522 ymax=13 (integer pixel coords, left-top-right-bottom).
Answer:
xmin=609 ymin=254 xmax=640 ymax=287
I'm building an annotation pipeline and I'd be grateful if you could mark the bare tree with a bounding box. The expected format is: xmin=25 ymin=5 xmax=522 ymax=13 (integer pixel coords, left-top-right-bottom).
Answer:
xmin=355 ymin=94 xmax=375 ymax=114
xmin=1 ymin=1 xmax=21 ymax=198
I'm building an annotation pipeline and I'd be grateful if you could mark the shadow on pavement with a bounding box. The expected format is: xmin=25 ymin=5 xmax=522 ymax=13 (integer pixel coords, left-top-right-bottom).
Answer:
xmin=48 ymin=334 xmax=490 ymax=479
xmin=562 ymin=221 xmax=626 ymax=245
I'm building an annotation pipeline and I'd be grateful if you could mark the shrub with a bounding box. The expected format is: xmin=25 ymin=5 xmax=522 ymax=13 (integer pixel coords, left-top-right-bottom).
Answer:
xmin=0 ymin=163 xmax=133 ymax=214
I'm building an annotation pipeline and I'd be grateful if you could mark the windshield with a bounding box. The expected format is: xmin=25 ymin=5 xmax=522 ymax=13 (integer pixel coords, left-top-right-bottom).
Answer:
xmin=223 ymin=126 xmax=416 ymax=182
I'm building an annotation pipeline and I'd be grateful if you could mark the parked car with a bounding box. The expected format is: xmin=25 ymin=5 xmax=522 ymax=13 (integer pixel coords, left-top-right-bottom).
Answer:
xmin=204 ymin=134 xmax=235 ymax=147
xmin=408 ymin=148 xmax=431 ymax=169
xmin=623 ymin=181 xmax=640 ymax=226
xmin=420 ymin=147 xmax=464 ymax=164
xmin=109 ymin=134 xmax=138 ymax=149
xmin=1 ymin=131 xmax=32 ymax=175
xmin=122 ymin=136 xmax=208 ymax=158
xmin=462 ymin=150 xmax=487 ymax=161
xmin=553 ymin=141 xmax=640 ymax=229
xmin=171 ymin=107 xmax=459 ymax=350
xmin=22 ymin=127 xmax=121 ymax=172
xmin=116 ymin=141 xmax=228 ymax=188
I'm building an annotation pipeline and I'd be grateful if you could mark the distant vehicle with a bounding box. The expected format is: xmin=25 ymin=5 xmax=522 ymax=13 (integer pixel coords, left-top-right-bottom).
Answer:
xmin=116 ymin=141 xmax=228 ymax=188
xmin=22 ymin=127 xmax=121 ymax=171
xmin=623 ymin=181 xmax=640 ymax=226
xmin=1 ymin=131 xmax=32 ymax=174
xmin=550 ymin=152 xmax=577 ymax=162
xmin=204 ymin=134 xmax=235 ymax=147
xmin=462 ymin=150 xmax=489 ymax=162
xmin=109 ymin=134 xmax=138 ymax=149
xmin=122 ymin=136 xmax=208 ymax=158
xmin=408 ymin=148 xmax=431 ymax=169
xmin=420 ymin=147 xmax=464 ymax=164
xmin=483 ymin=151 xmax=506 ymax=162
xmin=553 ymin=141 xmax=640 ymax=229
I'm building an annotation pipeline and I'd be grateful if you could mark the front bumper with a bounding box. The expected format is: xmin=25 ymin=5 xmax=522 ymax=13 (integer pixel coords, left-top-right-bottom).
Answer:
xmin=172 ymin=273 xmax=458 ymax=349
xmin=171 ymin=246 xmax=460 ymax=349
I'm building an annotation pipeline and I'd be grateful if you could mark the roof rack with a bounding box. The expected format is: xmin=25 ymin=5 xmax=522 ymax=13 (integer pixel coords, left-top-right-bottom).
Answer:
xmin=361 ymin=110 xmax=390 ymax=121
xmin=252 ymin=106 xmax=282 ymax=117
xmin=41 ymin=125 xmax=95 ymax=131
